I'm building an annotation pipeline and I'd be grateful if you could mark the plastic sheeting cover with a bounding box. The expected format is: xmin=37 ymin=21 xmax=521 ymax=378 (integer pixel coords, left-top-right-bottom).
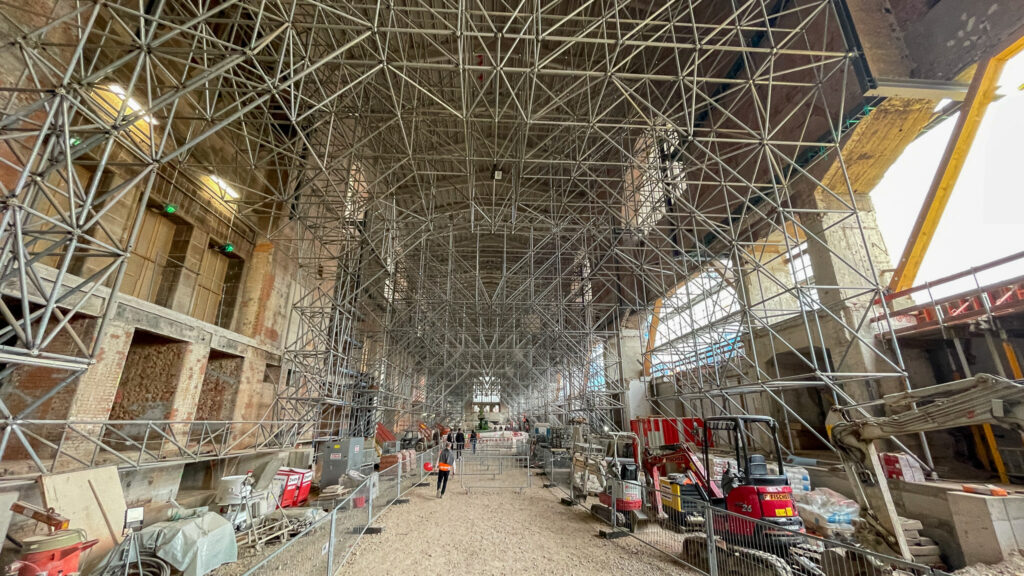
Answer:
xmin=136 ymin=512 xmax=237 ymax=576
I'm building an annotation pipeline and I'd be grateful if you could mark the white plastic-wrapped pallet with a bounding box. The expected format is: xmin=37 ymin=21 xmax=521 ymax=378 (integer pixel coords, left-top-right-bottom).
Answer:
xmin=795 ymin=487 xmax=859 ymax=538
xmin=786 ymin=465 xmax=812 ymax=495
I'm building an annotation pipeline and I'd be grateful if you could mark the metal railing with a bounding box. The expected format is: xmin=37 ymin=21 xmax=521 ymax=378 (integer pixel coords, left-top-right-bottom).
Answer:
xmin=0 ymin=419 xmax=315 ymax=478
xmin=457 ymin=453 xmax=532 ymax=493
xmin=590 ymin=481 xmax=949 ymax=576
xmin=873 ymin=250 xmax=1024 ymax=338
xmin=471 ymin=436 xmax=529 ymax=455
xmin=534 ymin=444 xmax=572 ymax=495
xmin=241 ymin=445 xmax=439 ymax=575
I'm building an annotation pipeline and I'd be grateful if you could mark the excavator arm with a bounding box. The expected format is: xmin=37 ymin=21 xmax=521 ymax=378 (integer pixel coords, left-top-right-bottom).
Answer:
xmin=825 ymin=373 xmax=1024 ymax=560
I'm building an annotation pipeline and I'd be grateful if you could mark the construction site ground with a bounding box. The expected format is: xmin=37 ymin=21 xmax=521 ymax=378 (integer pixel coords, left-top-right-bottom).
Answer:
xmin=953 ymin=552 xmax=1024 ymax=576
xmin=345 ymin=477 xmax=691 ymax=575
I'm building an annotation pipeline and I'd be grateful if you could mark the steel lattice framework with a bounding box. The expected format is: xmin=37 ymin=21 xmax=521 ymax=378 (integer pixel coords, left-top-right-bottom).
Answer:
xmin=0 ymin=0 xmax=911 ymax=467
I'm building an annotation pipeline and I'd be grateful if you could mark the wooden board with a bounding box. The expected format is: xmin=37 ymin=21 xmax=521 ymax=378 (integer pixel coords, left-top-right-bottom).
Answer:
xmin=40 ymin=466 xmax=126 ymax=570
xmin=0 ymin=492 xmax=18 ymax=542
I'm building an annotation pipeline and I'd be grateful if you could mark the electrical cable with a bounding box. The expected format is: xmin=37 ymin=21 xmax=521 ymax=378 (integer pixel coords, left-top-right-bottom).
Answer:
xmin=121 ymin=553 xmax=171 ymax=576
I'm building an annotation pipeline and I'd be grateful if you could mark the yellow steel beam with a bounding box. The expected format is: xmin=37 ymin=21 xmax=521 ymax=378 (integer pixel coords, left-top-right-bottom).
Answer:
xmin=971 ymin=425 xmax=992 ymax=471
xmin=983 ymin=423 xmax=1011 ymax=484
xmin=889 ymin=35 xmax=1024 ymax=293
xmin=1003 ymin=341 xmax=1024 ymax=379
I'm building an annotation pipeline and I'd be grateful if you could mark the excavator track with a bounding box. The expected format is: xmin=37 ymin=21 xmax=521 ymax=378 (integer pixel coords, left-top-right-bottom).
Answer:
xmin=679 ymin=532 xmax=795 ymax=576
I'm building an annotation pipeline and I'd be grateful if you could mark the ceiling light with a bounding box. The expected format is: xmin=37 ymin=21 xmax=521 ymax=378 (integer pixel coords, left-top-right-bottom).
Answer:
xmin=106 ymin=84 xmax=157 ymax=124
xmin=210 ymin=175 xmax=240 ymax=199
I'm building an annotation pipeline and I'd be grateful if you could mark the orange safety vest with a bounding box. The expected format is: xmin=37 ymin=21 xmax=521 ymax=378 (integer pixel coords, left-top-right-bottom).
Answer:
xmin=438 ymin=462 xmax=452 ymax=472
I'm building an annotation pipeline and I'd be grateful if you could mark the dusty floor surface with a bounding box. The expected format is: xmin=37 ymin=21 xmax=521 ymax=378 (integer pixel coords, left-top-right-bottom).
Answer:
xmin=953 ymin=552 xmax=1024 ymax=576
xmin=343 ymin=474 xmax=692 ymax=575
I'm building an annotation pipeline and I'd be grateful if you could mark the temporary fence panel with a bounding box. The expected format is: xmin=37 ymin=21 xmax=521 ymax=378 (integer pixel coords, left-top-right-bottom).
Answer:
xmin=457 ymin=454 xmax=532 ymax=493
xmin=473 ymin=437 xmax=528 ymax=455
xmin=534 ymin=445 xmax=572 ymax=496
xmin=240 ymin=445 xmax=441 ymax=576
xmin=583 ymin=480 xmax=948 ymax=576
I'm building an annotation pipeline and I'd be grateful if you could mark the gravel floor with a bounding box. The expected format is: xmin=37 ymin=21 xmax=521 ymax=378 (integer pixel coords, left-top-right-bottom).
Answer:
xmin=953 ymin=552 xmax=1024 ymax=576
xmin=343 ymin=473 xmax=694 ymax=575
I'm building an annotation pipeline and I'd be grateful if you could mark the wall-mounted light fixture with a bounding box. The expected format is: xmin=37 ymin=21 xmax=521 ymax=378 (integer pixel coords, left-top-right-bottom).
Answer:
xmin=209 ymin=175 xmax=239 ymax=199
xmin=107 ymin=84 xmax=157 ymax=124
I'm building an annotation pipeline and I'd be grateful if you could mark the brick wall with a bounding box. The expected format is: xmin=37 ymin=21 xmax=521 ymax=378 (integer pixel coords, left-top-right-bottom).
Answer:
xmin=110 ymin=333 xmax=184 ymax=421
xmin=229 ymin=354 xmax=277 ymax=449
xmin=2 ymin=317 xmax=99 ymax=422
xmin=237 ymin=241 xmax=296 ymax=346
xmin=195 ymin=351 xmax=244 ymax=421
xmin=108 ymin=332 xmax=210 ymax=422
xmin=67 ymin=322 xmax=134 ymax=421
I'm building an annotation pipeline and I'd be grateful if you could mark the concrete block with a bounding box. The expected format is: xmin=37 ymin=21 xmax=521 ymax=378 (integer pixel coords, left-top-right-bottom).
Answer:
xmin=900 ymin=518 xmax=923 ymax=531
xmin=908 ymin=545 xmax=941 ymax=557
xmin=948 ymin=492 xmax=1021 ymax=565
xmin=286 ymin=448 xmax=314 ymax=468
xmin=1004 ymin=495 xmax=1024 ymax=547
xmin=913 ymin=555 xmax=942 ymax=566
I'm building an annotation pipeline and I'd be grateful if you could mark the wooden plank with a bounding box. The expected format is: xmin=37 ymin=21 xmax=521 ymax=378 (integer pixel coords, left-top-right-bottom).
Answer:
xmin=40 ymin=466 xmax=126 ymax=571
xmin=0 ymin=492 xmax=18 ymax=542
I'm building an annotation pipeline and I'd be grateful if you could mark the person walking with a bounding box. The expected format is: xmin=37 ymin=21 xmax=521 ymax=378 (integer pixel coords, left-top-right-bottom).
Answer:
xmin=469 ymin=430 xmax=477 ymax=454
xmin=455 ymin=428 xmax=465 ymax=459
xmin=436 ymin=442 xmax=455 ymax=499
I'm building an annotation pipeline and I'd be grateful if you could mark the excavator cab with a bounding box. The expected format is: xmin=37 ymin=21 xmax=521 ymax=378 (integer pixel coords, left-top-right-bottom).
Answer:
xmin=702 ymin=416 xmax=804 ymax=545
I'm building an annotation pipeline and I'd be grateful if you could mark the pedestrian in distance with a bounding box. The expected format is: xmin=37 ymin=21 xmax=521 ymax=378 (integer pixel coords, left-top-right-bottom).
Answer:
xmin=436 ymin=442 xmax=456 ymax=499
xmin=469 ymin=429 xmax=477 ymax=454
xmin=455 ymin=428 xmax=466 ymax=459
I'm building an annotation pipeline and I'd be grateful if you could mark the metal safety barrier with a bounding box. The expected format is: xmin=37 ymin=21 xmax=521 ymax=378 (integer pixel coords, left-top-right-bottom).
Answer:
xmin=534 ymin=444 xmax=572 ymax=495
xmin=457 ymin=453 xmax=532 ymax=493
xmin=470 ymin=436 xmax=529 ymax=456
xmin=587 ymin=480 xmax=949 ymax=576
xmin=240 ymin=445 xmax=439 ymax=576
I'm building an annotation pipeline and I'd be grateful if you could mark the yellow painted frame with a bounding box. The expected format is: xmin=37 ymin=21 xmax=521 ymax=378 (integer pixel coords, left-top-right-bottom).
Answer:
xmin=889 ymin=34 xmax=1024 ymax=292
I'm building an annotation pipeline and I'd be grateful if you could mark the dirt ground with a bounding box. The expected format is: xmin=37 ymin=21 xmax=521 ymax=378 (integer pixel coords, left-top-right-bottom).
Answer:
xmin=344 ymin=475 xmax=693 ymax=575
xmin=953 ymin=552 xmax=1024 ymax=576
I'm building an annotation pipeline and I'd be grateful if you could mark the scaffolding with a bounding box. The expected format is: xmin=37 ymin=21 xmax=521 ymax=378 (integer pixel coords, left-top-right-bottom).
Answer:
xmin=0 ymin=1 xmax=913 ymax=473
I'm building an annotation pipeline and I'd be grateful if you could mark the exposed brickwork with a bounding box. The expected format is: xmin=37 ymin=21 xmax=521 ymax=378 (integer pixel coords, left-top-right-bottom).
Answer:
xmin=228 ymin=353 xmax=277 ymax=448
xmin=108 ymin=332 xmax=209 ymax=422
xmin=2 ymin=317 xmax=99 ymax=421
xmin=167 ymin=340 xmax=211 ymax=422
xmin=237 ymin=241 xmax=296 ymax=346
xmin=232 ymin=353 xmax=273 ymax=420
xmin=67 ymin=322 xmax=135 ymax=421
xmin=195 ymin=351 xmax=244 ymax=421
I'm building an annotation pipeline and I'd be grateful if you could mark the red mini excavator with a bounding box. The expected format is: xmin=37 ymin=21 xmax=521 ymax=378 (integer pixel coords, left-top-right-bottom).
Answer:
xmin=636 ymin=415 xmax=809 ymax=575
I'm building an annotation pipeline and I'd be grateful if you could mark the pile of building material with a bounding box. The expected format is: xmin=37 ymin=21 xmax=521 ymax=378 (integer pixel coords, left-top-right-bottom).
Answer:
xmin=795 ymin=488 xmax=859 ymax=540
xmin=879 ymin=452 xmax=927 ymax=482
xmin=549 ymin=427 xmax=571 ymax=449
xmin=900 ymin=517 xmax=944 ymax=568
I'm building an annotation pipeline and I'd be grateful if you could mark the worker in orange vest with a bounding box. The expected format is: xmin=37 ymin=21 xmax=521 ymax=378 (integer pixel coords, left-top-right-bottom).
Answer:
xmin=436 ymin=442 xmax=456 ymax=499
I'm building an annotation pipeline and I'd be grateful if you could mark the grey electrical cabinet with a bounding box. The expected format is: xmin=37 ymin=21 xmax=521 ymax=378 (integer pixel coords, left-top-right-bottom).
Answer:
xmin=319 ymin=437 xmax=364 ymax=487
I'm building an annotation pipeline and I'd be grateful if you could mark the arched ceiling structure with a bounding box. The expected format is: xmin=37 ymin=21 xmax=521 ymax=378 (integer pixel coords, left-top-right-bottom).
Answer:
xmin=1 ymin=0 xmax=888 ymax=433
